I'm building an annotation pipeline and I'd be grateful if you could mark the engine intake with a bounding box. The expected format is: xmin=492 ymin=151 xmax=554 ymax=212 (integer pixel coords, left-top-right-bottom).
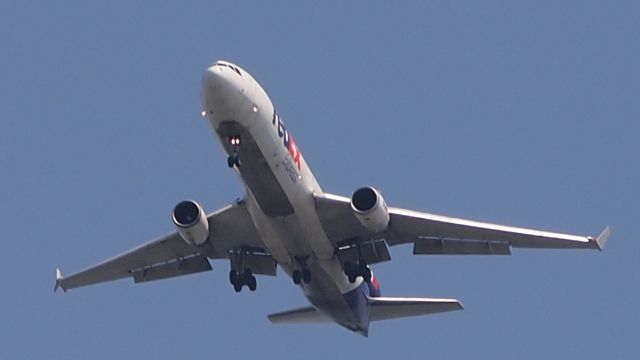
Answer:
xmin=351 ymin=187 xmax=390 ymax=233
xmin=172 ymin=200 xmax=209 ymax=246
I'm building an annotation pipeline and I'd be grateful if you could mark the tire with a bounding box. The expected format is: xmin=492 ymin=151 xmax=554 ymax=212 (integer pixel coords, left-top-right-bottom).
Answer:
xmin=234 ymin=156 xmax=241 ymax=167
xmin=348 ymin=273 xmax=357 ymax=283
xmin=243 ymin=269 xmax=253 ymax=282
xmin=343 ymin=261 xmax=353 ymax=275
xmin=248 ymin=276 xmax=257 ymax=291
xmin=292 ymin=270 xmax=302 ymax=285
xmin=362 ymin=268 xmax=372 ymax=283
xmin=233 ymin=281 xmax=243 ymax=293
xmin=229 ymin=270 xmax=237 ymax=285
xmin=358 ymin=260 xmax=368 ymax=273
xmin=302 ymin=269 xmax=311 ymax=284
xmin=227 ymin=156 xmax=235 ymax=168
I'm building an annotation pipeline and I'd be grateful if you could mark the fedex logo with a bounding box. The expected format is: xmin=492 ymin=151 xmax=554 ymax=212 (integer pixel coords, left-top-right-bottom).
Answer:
xmin=272 ymin=111 xmax=301 ymax=170
xmin=369 ymin=272 xmax=381 ymax=297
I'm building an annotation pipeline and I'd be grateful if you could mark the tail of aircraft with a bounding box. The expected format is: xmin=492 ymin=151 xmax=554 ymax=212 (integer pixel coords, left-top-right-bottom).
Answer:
xmin=267 ymin=296 xmax=463 ymax=324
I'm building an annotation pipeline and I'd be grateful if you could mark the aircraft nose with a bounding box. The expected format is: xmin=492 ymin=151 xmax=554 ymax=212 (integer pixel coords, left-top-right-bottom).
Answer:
xmin=201 ymin=63 xmax=244 ymax=119
xmin=202 ymin=64 xmax=230 ymax=93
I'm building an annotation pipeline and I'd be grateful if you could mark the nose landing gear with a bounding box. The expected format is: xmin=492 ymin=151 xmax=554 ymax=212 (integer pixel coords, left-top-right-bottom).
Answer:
xmin=226 ymin=136 xmax=241 ymax=168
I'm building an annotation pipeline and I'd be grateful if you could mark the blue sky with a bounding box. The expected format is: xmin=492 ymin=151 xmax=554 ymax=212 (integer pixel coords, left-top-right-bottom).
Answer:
xmin=2 ymin=1 xmax=638 ymax=359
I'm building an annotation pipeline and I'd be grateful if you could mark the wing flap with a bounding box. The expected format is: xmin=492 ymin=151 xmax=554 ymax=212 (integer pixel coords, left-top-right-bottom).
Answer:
xmin=369 ymin=297 xmax=463 ymax=321
xmin=336 ymin=239 xmax=392 ymax=265
xmin=413 ymin=237 xmax=511 ymax=255
xmin=132 ymin=255 xmax=212 ymax=283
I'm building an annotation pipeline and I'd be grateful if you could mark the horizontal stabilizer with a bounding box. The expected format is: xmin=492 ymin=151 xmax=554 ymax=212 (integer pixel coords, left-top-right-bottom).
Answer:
xmin=369 ymin=296 xmax=463 ymax=321
xmin=267 ymin=296 xmax=463 ymax=324
xmin=267 ymin=306 xmax=331 ymax=324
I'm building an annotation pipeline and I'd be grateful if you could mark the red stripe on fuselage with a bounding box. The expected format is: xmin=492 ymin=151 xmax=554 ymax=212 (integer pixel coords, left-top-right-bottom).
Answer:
xmin=287 ymin=136 xmax=301 ymax=170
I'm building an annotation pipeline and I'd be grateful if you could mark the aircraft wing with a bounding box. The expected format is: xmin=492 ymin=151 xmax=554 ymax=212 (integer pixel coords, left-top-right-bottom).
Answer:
xmin=56 ymin=199 xmax=272 ymax=292
xmin=314 ymin=193 xmax=609 ymax=256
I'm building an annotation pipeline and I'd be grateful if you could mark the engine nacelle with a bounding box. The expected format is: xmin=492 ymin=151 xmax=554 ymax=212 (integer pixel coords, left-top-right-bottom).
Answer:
xmin=172 ymin=200 xmax=209 ymax=246
xmin=350 ymin=186 xmax=390 ymax=234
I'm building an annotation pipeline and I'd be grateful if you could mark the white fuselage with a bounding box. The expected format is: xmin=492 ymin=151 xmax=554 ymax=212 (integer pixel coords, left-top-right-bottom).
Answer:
xmin=200 ymin=61 xmax=370 ymax=334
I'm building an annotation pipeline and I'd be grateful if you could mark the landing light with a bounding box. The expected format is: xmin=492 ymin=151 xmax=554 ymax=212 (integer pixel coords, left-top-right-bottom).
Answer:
xmin=252 ymin=105 xmax=258 ymax=113
xmin=201 ymin=111 xmax=207 ymax=117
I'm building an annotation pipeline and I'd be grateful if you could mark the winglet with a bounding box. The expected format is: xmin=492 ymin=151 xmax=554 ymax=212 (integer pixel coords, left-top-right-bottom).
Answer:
xmin=54 ymin=268 xmax=66 ymax=293
xmin=592 ymin=226 xmax=610 ymax=251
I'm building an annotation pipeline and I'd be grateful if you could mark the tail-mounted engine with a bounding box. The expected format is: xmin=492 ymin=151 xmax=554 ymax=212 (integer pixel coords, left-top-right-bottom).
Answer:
xmin=350 ymin=186 xmax=390 ymax=234
xmin=172 ymin=200 xmax=209 ymax=246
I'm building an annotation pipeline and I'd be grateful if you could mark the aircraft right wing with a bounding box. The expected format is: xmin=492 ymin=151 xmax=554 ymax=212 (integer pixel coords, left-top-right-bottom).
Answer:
xmin=314 ymin=193 xmax=609 ymax=256
xmin=386 ymin=208 xmax=610 ymax=254
xmin=56 ymin=199 xmax=274 ymax=292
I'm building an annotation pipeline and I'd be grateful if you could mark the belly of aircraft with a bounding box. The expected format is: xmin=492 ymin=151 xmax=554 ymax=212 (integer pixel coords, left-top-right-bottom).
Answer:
xmin=215 ymin=119 xmax=369 ymax=334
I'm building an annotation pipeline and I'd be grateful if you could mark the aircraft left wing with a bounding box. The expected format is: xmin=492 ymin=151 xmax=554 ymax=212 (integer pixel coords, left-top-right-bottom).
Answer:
xmin=314 ymin=193 xmax=609 ymax=256
xmin=56 ymin=199 xmax=271 ymax=292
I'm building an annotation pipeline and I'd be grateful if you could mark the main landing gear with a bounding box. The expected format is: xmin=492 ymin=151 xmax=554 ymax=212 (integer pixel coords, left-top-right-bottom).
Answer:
xmin=292 ymin=268 xmax=311 ymax=285
xmin=343 ymin=260 xmax=372 ymax=284
xmin=226 ymin=136 xmax=241 ymax=168
xmin=292 ymin=257 xmax=312 ymax=285
xmin=229 ymin=269 xmax=257 ymax=292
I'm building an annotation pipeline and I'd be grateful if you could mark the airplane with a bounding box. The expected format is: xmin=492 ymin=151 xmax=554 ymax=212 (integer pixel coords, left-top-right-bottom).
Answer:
xmin=55 ymin=60 xmax=610 ymax=336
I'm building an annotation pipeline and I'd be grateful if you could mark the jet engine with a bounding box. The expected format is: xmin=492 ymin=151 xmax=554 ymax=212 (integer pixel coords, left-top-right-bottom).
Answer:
xmin=172 ymin=200 xmax=209 ymax=246
xmin=350 ymin=186 xmax=390 ymax=233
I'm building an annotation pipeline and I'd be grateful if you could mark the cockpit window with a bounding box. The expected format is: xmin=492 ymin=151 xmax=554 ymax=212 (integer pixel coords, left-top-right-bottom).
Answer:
xmin=214 ymin=63 xmax=242 ymax=77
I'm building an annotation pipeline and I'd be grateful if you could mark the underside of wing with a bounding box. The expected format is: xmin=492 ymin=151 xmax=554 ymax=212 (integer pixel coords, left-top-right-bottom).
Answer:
xmin=56 ymin=232 xmax=206 ymax=291
xmin=389 ymin=208 xmax=609 ymax=253
xmin=56 ymin=199 xmax=273 ymax=292
xmin=314 ymin=192 xmax=609 ymax=256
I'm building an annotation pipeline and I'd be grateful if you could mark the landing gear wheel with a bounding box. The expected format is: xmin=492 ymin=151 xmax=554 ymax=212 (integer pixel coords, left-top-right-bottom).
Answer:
xmin=358 ymin=261 xmax=371 ymax=283
xmin=344 ymin=261 xmax=357 ymax=283
xmin=302 ymin=269 xmax=311 ymax=284
xmin=234 ymin=156 xmax=241 ymax=167
xmin=227 ymin=156 xmax=235 ymax=168
xmin=347 ymin=273 xmax=357 ymax=283
xmin=247 ymin=276 xmax=257 ymax=291
xmin=343 ymin=261 xmax=353 ymax=275
xmin=233 ymin=281 xmax=243 ymax=293
xmin=292 ymin=270 xmax=302 ymax=285
xmin=362 ymin=268 xmax=372 ymax=283
xmin=229 ymin=270 xmax=238 ymax=285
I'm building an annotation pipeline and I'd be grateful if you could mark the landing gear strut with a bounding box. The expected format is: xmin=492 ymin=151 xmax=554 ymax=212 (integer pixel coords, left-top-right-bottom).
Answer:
xmin=343 ymin=260 xmax=372 ymax=284
xmin=229 ymin=269 xmax=257 ymax=292
xmin=226 ymin=136 xmax=241 ymax=168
